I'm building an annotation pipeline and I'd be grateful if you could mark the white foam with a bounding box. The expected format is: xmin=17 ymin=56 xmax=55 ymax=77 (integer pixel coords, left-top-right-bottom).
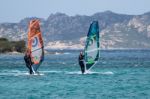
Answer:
xmin=31 ymin=73 xmax=44 ymax=76
xmin=0 ymin=70 xmax=45 ymax=76
xmin=0 ymin=69 xmax=114 ymax=76
xmin=41 ymin=70 xmax=62 ymax=73
xmin=0 ymin=72 xmax=29 ymax=76
xmin=65 ymin=71 xmax=82 ymax=75
xmin=14 ymin=72 xmax=30 ymax=76
xmin=62 ymin=62 xmax=66 ymax=65
xmin=55 ymin=52 xmax=61 ymax=55
xmin=65 ymin=71 xmax=114 ymax=75
xmin=101 ymin=71 xmax=114 ymax=75
xmin=84 ymin=71 xmax=102 ymax=74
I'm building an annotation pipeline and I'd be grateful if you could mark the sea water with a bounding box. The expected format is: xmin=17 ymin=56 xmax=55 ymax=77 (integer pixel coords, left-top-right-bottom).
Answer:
xmin=0 ymin=50 xmax=150 ymax=99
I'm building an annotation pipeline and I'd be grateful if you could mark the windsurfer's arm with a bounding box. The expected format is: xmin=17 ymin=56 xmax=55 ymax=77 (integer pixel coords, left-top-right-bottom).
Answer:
xmin=78 ymin=55 xmax=84 ymax=62
xmin=80 ymin=59 xmax=84 ymax=62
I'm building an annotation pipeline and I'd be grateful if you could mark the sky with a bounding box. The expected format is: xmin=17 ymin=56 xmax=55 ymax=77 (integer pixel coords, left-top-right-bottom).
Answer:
xmin=0 ymin=0 xmax=150 ymax=23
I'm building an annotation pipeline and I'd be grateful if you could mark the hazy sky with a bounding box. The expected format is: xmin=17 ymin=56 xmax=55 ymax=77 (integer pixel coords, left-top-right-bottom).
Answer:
xmin=0 ymin=0 xmax=150 ymax=23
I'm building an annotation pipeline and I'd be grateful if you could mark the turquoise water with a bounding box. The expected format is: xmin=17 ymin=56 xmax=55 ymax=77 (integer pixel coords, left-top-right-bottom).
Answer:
xmin=0 ymin=50 xmax=150 ymax=99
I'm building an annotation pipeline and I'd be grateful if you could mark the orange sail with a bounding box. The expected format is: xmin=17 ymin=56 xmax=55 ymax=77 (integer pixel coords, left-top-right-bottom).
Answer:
xmin=27 ymin=19 xmax=44 ymax=71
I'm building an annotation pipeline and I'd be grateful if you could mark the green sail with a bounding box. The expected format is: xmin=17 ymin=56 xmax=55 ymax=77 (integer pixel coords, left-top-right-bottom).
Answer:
xmin=84 ymin=21 xmax=100 ymax=71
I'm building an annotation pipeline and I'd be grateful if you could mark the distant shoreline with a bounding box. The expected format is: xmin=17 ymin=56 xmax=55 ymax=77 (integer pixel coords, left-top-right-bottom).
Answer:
xmin=45 ymin=48 xmax=150 ymax=51
xmin=1 ymin=48 xmax=150 ymax=55
xmin=0 ymin=38 xmax=26 ymax=54
xmin=0 ymin=51 xmax=24 ymax=55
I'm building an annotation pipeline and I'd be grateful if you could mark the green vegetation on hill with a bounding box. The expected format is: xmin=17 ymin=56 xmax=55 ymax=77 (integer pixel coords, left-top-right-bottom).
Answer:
xmin=0 ymin=38 xmax=25 ymax=53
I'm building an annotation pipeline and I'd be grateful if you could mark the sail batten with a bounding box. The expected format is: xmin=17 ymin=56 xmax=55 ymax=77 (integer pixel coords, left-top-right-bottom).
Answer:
xmin=84 ymin=21 xmax=100 ymax=71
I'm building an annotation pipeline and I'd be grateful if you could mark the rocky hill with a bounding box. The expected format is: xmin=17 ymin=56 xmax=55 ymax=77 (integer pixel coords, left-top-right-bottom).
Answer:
xmin=0 ymin=11 xmax=150 ymax=49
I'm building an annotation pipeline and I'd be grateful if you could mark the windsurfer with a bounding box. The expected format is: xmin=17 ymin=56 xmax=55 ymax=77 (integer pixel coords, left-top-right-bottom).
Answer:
xmin=78 ymin=52 xmax=85 ymax=74
xmin=24 ymin=49 xmax=33 ymax=74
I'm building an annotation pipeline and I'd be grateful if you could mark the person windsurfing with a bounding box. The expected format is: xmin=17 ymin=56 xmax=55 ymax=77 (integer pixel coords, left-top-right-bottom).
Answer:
xmin=78 ymin=52 xmax=85 ymax=74
xmin=24 ymin=49 xmax=33 ymax=74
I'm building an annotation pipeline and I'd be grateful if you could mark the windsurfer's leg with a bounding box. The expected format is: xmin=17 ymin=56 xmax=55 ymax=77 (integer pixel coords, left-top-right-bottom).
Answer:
xmin=82 ymin=65 xmax=85 ymax=74
xmin=25 ymin=64 xmax=32 ymax=74
xmin=29 ymin=69 xmax=32 ymax=74
xmin=25 ymin=64 xmax=30 ymax=71
xmin=29 ymin=65 xmax=33 ymax=74
xmin=80 ymin=63 xmax=85 ymax=74
xmin=82 ymin=67 xmax=85 ymax=74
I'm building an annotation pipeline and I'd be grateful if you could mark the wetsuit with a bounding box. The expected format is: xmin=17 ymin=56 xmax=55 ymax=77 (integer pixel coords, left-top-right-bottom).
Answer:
xmin=78 ymin=54 xmax=85 ymax=74
xmin=24 ymin=54 xmax=33 ymax=74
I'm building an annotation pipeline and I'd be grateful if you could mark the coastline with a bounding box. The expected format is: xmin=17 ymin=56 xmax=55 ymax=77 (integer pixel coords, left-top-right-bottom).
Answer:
xmin=0 ymin=51 xmax=24 ymax=55
xmin=1 ymin=48 xmax=150 ymax=55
